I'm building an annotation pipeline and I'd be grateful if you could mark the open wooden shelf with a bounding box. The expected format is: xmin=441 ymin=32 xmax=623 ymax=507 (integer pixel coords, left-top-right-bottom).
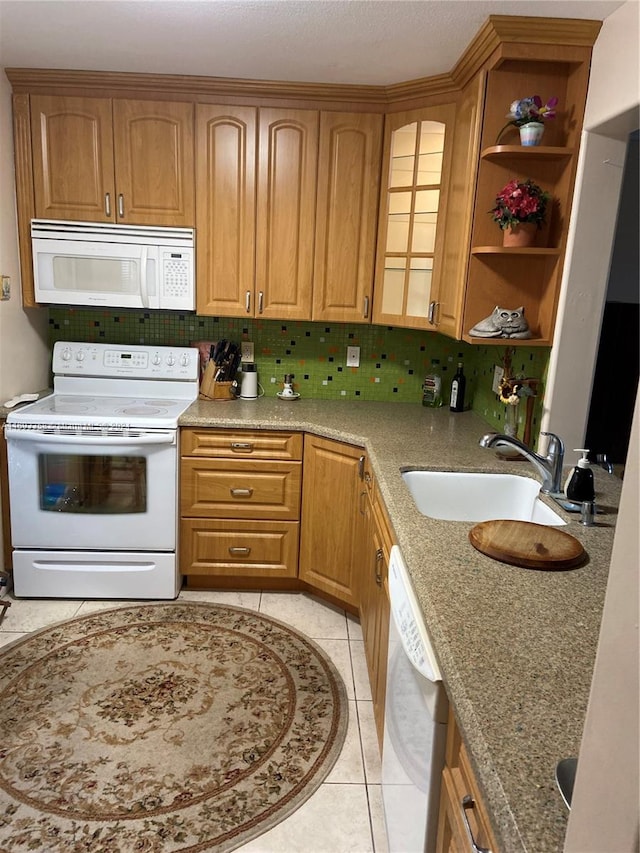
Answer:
xmin=481 ymin=145 xmax=574 ymax=162
xmin=472 ymin=246 xmax=561 ymax=256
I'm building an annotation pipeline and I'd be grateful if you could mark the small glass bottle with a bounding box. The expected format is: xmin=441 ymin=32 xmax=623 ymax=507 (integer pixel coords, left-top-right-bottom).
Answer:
xmin=422 ymin=359 xmax=443 ymax=408
xmin=449 ymin=362 xmax=466 ymax=412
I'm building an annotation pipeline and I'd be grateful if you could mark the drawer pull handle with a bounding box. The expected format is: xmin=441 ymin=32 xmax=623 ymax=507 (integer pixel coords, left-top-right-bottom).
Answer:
xmin=118 ymin=193 xmax=125 ymax=218
xmin=358 ymin=455 xmax=366 ymax=480
xmin=231 ymin=442 xmax=254 ymax=452
xmin=230 ymin=488 xmax=253 ymax=498
xmin=229 ymin=546 xmax=251 ymax=556
xmin=104 ymin=192 xmax=111 ymax=217
xmin=461 ymin=795 xmax=492 ymax=853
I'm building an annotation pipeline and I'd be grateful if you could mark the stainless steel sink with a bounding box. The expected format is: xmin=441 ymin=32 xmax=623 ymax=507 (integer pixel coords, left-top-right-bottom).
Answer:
xmin=402 ymin=470 xmax=566 ymax=525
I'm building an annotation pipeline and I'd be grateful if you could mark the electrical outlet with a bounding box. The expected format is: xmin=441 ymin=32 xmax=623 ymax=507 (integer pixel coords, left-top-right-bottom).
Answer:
xmin=346 ymin=346 xmax=360 ymax=367
xmin=1 ymin=275 xmax=10 ymax=301
xmin=240 ymin=341 xmax=254 ymax=363
xmin=492 ymin=365 xmax=504 ymax=394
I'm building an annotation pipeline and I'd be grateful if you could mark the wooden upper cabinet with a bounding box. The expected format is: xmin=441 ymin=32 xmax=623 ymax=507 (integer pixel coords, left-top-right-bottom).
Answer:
xmin=312 ymin=112 xmax=383 ymax=323
xmin=30 ymin=95 xmax=115 ymax=222
xmin=112 ymin=99 xmax=194 ymax=226
xmin=30 ymin=95 xmax=194 ymax=226
xmin=373 ymin=103 xmax=456 ymax=330
xmin=255 ymin=108 xmax=318 ymax=320
xmin=196 ymin=105 xmax=257 ymax=316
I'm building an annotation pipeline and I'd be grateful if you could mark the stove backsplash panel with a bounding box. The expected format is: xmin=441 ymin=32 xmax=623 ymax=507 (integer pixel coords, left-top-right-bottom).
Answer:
xmin=48 ymin=308 xmax=550 ymax=436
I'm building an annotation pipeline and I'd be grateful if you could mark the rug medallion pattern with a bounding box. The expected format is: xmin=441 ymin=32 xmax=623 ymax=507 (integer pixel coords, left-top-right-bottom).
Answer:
xmin=0 ymin=602 xmax=348 ymax=851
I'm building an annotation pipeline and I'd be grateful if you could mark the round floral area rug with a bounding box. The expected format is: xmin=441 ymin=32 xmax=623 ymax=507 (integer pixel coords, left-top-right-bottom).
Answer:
xmin=0 ymin=602 xmax=349 ymax=852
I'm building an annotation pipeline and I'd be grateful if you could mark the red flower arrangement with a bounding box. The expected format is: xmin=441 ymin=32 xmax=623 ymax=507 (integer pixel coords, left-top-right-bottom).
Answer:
xmin=490 ymin=179 xmax=550 ymax=231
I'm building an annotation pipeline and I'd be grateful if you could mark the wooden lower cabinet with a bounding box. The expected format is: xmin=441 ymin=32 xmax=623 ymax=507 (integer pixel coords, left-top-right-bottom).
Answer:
xmin=360 ymin=482 xmax=392 ymax=748
xmin=181 ymin=518 xmax=298 ymax=579
xmin=436 ymin=706 xmax=499 ymax=853
xmin=298 ymin=434 xmax=367 ymax=608
xmin=180 ymin=429 xmax=302 ymax=580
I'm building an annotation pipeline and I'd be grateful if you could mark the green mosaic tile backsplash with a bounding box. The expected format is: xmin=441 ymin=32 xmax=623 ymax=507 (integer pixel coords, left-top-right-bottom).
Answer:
xmin=48 ymin=308 xmax=550 ymax=441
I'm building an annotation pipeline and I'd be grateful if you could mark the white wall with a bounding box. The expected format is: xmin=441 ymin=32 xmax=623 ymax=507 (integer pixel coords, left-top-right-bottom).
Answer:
xmin=0 ymin=71 xmax=50 ymax=569
xmin=547 ymin=3 xmax=640 ymax=849
xmin=544 ymin=0 xmax=640 ymax=451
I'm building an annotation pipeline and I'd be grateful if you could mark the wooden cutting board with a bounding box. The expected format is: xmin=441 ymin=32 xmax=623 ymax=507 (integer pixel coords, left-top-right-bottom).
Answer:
xmin=469 ymin=520 xmax=586 ymax=570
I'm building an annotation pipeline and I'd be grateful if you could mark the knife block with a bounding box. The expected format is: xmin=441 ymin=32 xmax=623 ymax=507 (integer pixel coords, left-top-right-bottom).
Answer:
xmin=198 ymin=362 xmax=236 ymax=401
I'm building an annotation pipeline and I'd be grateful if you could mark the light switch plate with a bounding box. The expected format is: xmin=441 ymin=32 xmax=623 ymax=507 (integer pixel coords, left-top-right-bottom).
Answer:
xmin=492 ymin=365 xmax=504 ymax=394
xmin=346 ymin=346 xmax=360 ymax=367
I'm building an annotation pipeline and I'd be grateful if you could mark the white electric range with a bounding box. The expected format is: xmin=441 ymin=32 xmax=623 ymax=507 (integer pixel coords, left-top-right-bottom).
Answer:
xmin=5 ymin=341 xmax=200 ymax=599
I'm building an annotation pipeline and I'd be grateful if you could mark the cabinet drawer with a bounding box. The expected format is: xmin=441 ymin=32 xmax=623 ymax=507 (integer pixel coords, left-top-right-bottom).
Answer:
xmin=181 ymin=518 xmax=299 ymax=578
xmin=181 ymin=428 xmax=303 ymax=460
xmin=181 ymin=458 xmax=301 ymax=519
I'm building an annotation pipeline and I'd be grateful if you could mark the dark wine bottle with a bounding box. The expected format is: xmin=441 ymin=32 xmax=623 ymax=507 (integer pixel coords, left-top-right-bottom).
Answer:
xmin=449 ymin=362 xmax=466 ymax=412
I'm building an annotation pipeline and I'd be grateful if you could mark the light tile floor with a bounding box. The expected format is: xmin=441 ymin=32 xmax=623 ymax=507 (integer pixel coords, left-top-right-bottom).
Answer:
xmin=0 ymin=588 xmax=390 ymax=853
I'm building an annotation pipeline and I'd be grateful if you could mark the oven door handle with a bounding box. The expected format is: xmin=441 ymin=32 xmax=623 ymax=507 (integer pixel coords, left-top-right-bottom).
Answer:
xmin=6 ymin=431 xmax=176 ymax=446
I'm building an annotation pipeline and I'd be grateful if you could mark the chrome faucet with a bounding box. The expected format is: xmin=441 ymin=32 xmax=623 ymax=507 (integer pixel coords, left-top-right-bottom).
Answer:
xmin=479 ymin=431 xmax=565 ymax=495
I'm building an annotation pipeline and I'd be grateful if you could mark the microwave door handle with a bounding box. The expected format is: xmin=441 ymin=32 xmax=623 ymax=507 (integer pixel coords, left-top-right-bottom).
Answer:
xmin=7 ymin=431 xmax=176 ymax=446
xmin=139 ymin=245 xmax=150 ymax=308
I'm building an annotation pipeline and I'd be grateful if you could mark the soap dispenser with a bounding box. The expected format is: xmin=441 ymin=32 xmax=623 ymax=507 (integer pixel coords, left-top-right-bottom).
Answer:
xmin=564 ymin=449 xmax=595 ymax=502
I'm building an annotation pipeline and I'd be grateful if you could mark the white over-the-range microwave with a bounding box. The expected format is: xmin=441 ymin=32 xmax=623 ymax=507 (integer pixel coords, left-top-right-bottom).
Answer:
xmin=31 ymin=219 xmax=195 ymax=311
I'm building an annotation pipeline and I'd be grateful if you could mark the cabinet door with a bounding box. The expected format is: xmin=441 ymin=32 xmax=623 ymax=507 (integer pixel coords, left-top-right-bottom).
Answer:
xmin=432 ymin=75 xmax=484 ymax=340
xmin=313 ymin=111 xmax=383 ymax=323
xmin=195 ymin=106 xmax=257 ymax=316
xmin=298 ymin=435 xmax=366 ymax=607
xmin=113 ymin=99 xmax=195 ymax=226
xmin=256 ymin=108 xmax=318 ymax=320
xmin=373 ymin=104 xmax=456 ymax=330
xmin=30 ymin=95 xmax=115 ymax=222
xmin=360 ymin=489 xmax=392 ymax=748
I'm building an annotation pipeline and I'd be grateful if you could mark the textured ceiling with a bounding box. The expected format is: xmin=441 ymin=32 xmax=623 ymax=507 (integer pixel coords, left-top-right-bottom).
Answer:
xmin=0 ymin=0 xmax=626 ymax=86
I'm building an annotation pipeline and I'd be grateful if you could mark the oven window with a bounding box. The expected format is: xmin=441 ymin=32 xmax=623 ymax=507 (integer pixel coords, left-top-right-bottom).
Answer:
xmin=39 ymin=454 xmax=147 ymax=513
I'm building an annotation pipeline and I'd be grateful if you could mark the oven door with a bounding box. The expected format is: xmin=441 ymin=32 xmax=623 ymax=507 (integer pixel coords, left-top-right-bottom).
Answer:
xmin=6 ymin=428 xmax=177 ymax=551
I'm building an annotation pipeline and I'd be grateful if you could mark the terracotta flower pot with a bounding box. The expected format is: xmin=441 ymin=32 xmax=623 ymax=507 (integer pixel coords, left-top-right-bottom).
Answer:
xmin=503 ymin=222 xmax=537 ymax=248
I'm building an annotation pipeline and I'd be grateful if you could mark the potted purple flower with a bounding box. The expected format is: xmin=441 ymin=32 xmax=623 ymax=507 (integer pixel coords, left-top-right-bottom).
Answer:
xmin=496 ymin=95 xmax=558 ymax=146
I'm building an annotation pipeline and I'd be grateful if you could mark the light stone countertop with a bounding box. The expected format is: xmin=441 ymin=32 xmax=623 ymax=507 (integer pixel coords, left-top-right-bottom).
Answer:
xmin=182 ymin=397 xmax=619 ymax=853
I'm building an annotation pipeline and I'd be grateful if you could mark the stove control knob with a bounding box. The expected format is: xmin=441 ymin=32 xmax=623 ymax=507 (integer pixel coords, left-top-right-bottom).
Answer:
xmin=180 ymin=354 xmax=190 ymax=367
xmin=75 ymin=351 xmax=85 ymax=362
xmin=152 ymin=353 xmax=162 ymax=366
xmin=166 ymin=354 xmax=176 ymax=366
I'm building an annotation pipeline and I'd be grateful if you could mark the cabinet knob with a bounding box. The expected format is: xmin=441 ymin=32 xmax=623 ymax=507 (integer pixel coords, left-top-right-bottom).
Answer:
xmin=460 ymin=795 xmax=492 ymax=853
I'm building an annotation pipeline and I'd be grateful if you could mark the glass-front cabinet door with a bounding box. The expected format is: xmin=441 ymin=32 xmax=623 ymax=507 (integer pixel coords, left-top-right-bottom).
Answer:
xmin=373 ymin=105 xmax=455 ymax=329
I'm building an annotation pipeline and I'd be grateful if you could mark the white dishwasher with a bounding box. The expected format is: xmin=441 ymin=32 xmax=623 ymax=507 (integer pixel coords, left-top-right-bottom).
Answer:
xmin=382 ymin=545 xmax=449 ymax=853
